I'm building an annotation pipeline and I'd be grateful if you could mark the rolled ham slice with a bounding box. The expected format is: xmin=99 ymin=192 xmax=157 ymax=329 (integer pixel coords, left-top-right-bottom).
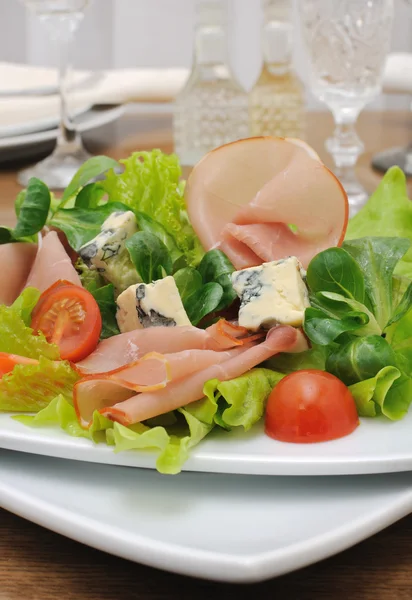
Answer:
xmin=101 ymin=325 xmax=308 ymax=426
xmin=25 ymin=231 xmax=81 ymax=292
xmin=0 ymin=242 xmax=37 ymax=305
xmin=185 ymin=137 xmax=349 ymax=269
xmin=74 ymin=346 xmax=248 ymax=427
xmin=75 ymin=319 xmax=261 ymax=375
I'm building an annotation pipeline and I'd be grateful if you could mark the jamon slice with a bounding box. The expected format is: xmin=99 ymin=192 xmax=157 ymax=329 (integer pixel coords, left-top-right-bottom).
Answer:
xmin=75 ymin=319 xmax=261 ymax=375
xmin=101 ymin=325 xmax=308 ymax=426
xmin=25 ymin=231 xmax=81 ymax=292
xmin=74 ymin=346 xmax=247 ymax=427
xmin=185 ymin=137 xmax=348 ymax=269
xmin=0 ymin=243 xmax=37 ymax=305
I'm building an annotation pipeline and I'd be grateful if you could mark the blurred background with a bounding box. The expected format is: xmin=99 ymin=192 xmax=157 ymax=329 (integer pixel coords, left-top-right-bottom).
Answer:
xmin=2 ymin=0 xmax=412 ymax=111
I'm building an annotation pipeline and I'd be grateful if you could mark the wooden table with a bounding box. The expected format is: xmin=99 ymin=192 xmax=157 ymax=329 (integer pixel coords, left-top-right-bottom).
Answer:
xmin=1 ymin=110 xmax=412 ymax=600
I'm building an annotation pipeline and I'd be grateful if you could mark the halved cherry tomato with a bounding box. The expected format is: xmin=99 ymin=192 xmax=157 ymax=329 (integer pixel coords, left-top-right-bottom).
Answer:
xmin=0 ymin=353 xmax=39 ymax=378
xmin=265 ymin=370 xmax=359 ymax=443
xmin=31 ymin=282 xmax=102 ymax=362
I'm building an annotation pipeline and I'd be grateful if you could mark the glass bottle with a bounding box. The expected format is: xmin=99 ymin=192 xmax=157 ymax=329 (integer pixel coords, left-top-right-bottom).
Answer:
xmin=173 ymin=0 xmax=249 ymax=167
xmin=249 ymin=0 xmax=305 ymax=139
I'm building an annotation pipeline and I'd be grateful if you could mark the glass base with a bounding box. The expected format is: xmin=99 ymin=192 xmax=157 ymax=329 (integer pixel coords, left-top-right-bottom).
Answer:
xmin=17 ymin=146 xmax=93 ymax=189
xmin=332 ymin=165 xmax=368 ymax=217
xmin=371 ymin=146 xmax=412 ymax=176
xmin=344 ymin=182 xmax=369 ymax=218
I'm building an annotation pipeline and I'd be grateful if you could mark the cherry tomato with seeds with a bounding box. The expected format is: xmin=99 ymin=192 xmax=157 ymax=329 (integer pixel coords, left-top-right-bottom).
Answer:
xmin=31 ymin=281 xmax=102 ymax=362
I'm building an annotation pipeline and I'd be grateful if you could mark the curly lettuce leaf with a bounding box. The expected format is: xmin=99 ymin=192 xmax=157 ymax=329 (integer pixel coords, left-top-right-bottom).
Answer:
xmin=1 ymin=358 xmax=78 ymax=412
xmin=10 ymin=287 xmax=41 ymax=326
xmin=0 ymin=302 xmax=59 ymax=360
xmin=16 ymin=395 xmax=212 ymax=475
xmin=349 ymin=366 xmax=412 ymax=421
xmin=15 ymin=367 xmax=285 ymax=474
xmin=187 ymin=368 xmax=284 ymax=431
xmin=346 ymin=167 xmax=412 ymax=278
xmin=101 ymin=150 xmax=204 ymax=266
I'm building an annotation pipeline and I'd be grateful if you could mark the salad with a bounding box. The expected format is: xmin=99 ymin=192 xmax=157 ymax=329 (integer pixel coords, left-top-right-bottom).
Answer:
xmin=1 ymin=139 xmax=412 ymax=475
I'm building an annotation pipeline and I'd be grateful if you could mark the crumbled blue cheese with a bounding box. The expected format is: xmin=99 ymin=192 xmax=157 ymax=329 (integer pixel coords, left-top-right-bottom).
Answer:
xmin=231 ymin=257 xmax=310 ymax=331
xmin=79 ymin=211 xmax=140 ymax=293
xmin=116 ymin=276 xmax=191 ymax=333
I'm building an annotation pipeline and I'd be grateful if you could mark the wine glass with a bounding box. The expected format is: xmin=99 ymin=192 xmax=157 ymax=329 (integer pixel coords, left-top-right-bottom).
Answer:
xmin=372 ymin=0 xmax=412 ymax=175
xmin=299 ymin=0 xmax=394 ymax=215
xmin=17 ymin=0 xmax=92 ymax=189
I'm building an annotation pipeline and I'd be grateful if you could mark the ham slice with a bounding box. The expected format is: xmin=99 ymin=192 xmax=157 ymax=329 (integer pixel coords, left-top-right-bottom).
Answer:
xmin=0 ymin=243 xmax=37 ymax=305
xmin=185 ymin=137 xmax=348 ymax=270
xmin=25 ymin=231 xmax=81 ymax=292
xmin=75 ymin=319 xmax=261 ymax=375
xmin=101 ymin=325 xmax=308 ymax=426
xmin=74 ymin=346 xmax=248 ymax=427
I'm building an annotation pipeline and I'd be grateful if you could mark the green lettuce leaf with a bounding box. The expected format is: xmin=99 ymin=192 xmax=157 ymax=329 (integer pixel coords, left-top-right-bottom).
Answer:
xmin=306 ymin=247 xmax=365 ymax=302
xmin=125 ymin=231 xmax=172 ymax=283
xmin=264 ymin=344 xmax=328 ymax=373
xmin=349 ymin=366 xmax=401 ymax=417
xmin=0 ymin=302 xmax=59 ymax=360
xmin=10 ymin=287 xmax=41 ymax=326
xmin=61 ymin=156 xmax=120 ymax=203
xmin=1 ymin=358 xmax=78 ymax=412
xmin=0 ymin=177 xmax=50 ymax=244
xmin=386 ymin=308 xmax=412 ymax=374
xmin=187 ymin=368 xmax=284 ymax=431
xmin=342 ymin=237 xmax=410 ymax=329
xmin=16 ymin=395 xmax=97 ymax=438
xmin=346 ymin=167 xmax=412 ymax=278
xmin=50 ymin=201 xmax=130 ymax=251
xmin=325 ymin=335 xmax=399 ymax=386
xmin=16 ymin=395 xmax=213 ymax=475
xmin=101 ymin=150 xmax=204 ymax=266
xmin=16 ymin=367 xmax=285 ymax=474
xmin=197 ymin=250 xmax=237 ymax=312
xmin=349 ymin=367 xmax=412 ymax=421
xmin=89 ymin=283 xmax=120 ymax=340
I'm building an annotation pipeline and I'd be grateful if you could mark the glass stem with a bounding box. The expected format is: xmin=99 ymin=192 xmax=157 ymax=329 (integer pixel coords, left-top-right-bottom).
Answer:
xmin=326 ymin=108 xmax=364 ymax=184
xmin=55 ymin=30 xmax=82 ymax=154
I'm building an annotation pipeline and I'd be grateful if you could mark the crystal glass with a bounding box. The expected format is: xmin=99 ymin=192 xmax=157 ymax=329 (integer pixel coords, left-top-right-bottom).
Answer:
xmin=299 ymin=0 xmax=394 ymax=215
xmin=17 ymin=0 xmax=91 ymax=189
xmin=372 ymin=0 xmax=412 ymax=175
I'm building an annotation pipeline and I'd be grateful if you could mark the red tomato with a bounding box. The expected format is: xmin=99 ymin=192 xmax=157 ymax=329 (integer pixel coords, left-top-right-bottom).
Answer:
xmin=265 ymin=370 xmax=359 ymax=443
xmin=31 ymin=282 xmax=102 ymax=362
xmin=0 ymin=353 xmax=38 ymax=378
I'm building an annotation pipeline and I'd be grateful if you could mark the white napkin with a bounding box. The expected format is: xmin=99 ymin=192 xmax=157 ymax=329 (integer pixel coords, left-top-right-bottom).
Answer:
xmin=383 ymin=53 xmax=412 ymax=95
xmin=0 ymin=63 xmax=189 ymax=132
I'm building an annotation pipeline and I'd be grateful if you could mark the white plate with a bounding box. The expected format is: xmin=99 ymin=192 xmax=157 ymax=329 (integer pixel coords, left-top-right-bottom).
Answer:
xmin=1 ymin=448 xmax=412 ymax=582
xmin=0 ymin=103 xmax=92 ymax=138
xmin=0 ymin=104 xmax=125 ymax=150
xmin=2 ymin=408 xmax=412 ymax=476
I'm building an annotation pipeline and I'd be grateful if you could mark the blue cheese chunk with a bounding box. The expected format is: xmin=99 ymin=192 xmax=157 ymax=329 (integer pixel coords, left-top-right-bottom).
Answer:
xmin=116 ymin=276 xmax=191 ymax=333
xmin=79 ymin=211 xmax=140 ymax=293
xmin=231 ymin=257 xmax=310 ymax=331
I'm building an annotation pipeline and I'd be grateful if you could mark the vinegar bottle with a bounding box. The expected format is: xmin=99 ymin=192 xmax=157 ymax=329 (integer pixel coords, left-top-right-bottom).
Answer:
xmin=173 ymin=0 xmax=249 ymax=167
xmin=249 ymin=0 xmax=305 ymax=139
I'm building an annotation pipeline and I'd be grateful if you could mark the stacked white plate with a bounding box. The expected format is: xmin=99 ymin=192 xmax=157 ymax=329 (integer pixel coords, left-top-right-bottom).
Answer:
xmin=0 ymin=63 xmax=187 ymax=163
xmin=2 ymin=409 xmax=412 ymax=582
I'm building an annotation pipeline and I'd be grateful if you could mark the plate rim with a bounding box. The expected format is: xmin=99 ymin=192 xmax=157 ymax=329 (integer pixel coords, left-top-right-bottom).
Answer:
xmin=4 ymin=414 xmax=412 ymax=477
xmin=0 ymin=105 xmax=126 ymax=150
